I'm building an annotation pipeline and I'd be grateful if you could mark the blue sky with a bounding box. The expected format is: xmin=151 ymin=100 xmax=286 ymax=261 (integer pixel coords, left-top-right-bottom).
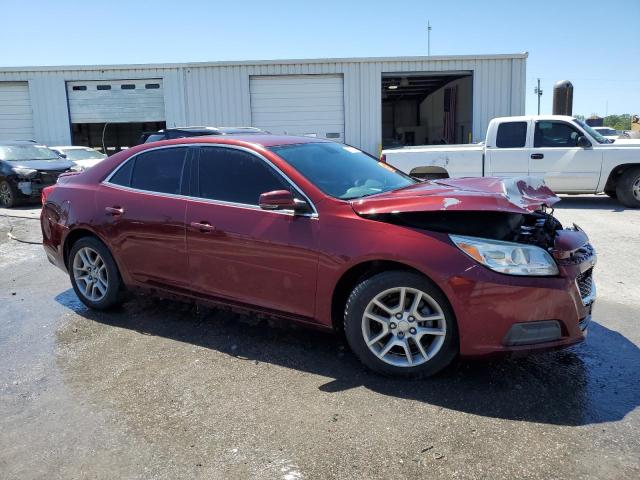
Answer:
xmin=1 ymin=0 xmax=638 ymax=116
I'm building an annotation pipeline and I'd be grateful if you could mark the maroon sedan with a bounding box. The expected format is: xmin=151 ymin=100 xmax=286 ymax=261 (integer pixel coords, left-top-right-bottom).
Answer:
xmin=41 ymin=135 xmax=596 ymax=376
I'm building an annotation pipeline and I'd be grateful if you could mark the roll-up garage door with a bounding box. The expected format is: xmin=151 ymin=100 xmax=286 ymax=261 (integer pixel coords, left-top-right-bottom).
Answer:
xmin=0 ymin=82 xmax=35 ymax=141
xmin=66 ymin=79 xmax=165 ymax=123
xmin=250 ymin=75 xmax=344 ymax=141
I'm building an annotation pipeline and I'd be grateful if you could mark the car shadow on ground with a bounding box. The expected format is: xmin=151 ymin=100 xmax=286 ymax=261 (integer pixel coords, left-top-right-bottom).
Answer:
xmin=55 ymin=289 xmax=639 ymax=427
xmin=555 ymin=195 xmax=630 ymax=212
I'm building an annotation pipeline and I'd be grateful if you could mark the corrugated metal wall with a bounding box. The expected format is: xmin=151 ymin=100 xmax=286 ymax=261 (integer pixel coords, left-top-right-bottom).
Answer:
xmin=0 ymin=55 xmax=526 ymax=153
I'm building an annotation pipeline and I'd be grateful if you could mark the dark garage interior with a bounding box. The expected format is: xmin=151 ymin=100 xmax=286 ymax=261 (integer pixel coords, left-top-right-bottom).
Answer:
xmin=382 ymin=72 xmax=473 ymax=147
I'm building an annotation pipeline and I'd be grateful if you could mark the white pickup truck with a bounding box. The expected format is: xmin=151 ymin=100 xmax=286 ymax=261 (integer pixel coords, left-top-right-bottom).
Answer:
xmin=382 ymin=115 xmax=640 ymax=207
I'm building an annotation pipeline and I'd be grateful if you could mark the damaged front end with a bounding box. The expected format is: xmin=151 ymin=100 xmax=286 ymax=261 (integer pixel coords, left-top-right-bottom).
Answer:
xmin=353 ymin=176 xmax=596 ymax=284
xmin=13 ymin=168 xmax=72 ymax=198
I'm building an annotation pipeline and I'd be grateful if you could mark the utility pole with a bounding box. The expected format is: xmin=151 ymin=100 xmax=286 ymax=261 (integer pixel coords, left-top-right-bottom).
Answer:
xmin=534 ymin=78 xmax=543 ymax=114
xmin=427 ymin=21 xmax=432 ymax=56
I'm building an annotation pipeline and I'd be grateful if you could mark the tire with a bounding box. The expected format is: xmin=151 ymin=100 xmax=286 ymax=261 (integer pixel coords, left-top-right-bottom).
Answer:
xmin=615 ymin=167 xmax=640 ymax=208
xmin=344 ymin=271 xmax=458 ymax=377
xmin=0 ymin=180 xmax=21 ymax=208
xmin=68 ymin=236 xmax=125 ymax=310
xmin=604 ymin=190 xmax=617 ymax=199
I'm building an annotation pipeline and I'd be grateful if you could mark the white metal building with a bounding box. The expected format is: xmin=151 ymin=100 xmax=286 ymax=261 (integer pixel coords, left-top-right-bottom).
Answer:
xmin=0 ymin=53 xmax=526 ymax=155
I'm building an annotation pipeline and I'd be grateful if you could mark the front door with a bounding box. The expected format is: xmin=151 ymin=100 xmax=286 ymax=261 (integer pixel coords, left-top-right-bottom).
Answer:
xmin=186 ymin=146 xmax=319 ymax=319
xmin=528 ymin=120 xmax=602 ymax=192
xmin=95 ymin=146 xmax=190 ymax=289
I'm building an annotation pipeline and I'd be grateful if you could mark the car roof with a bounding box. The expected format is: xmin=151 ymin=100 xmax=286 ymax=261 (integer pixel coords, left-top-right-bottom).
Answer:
xmin=190 ymin=133 xmax=333 ymax=147
xmin=0 ymin=140 xmax=46 ymax=146
xmin=51 ymin=145 xmax=94 ymax=150
xmin=146 ymin=134 xmax=333 ymax=149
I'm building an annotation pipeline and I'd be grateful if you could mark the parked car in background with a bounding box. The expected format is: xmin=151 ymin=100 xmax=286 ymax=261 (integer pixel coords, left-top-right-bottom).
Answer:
xmin=138 ymin=126 xmax=266 ymax=144
xmin=592 ymin=126 xmax=621 ymax=140
xmin=382 ymin=115 xmax=640 ymax=207
xmin=0 ymin=141 xmax=75 ymax=207
xmin=51 ymin=146 xmax=108 ymax=171
xmin=41 ymin=135 xmax=595 ymax=377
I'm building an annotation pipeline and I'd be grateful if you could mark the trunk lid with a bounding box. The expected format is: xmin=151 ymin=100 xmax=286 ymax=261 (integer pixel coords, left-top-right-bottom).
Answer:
xmin=350 ymin=177 xmax=560 ymax=215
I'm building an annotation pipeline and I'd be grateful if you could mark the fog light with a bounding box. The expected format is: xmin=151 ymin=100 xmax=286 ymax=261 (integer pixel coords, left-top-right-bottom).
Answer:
xmin=503 ymin=320 xmax=562 ymax=346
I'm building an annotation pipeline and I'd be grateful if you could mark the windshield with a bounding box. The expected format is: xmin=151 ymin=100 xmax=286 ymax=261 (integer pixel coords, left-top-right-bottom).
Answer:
xmin=270 ymin=142 xmax=416 ymax=199
xmin=573 ymin=119 xmax=609 ymax=144
xmin=0 ymin=145 xmax=60 ymax=161
xmin=60 ymin=148 xmax=107 ymax=161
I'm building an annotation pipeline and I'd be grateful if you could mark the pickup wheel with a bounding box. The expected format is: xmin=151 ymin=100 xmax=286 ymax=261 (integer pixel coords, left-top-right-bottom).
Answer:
xmin=344 ymin=271 xmax=458 ymax=377
xmin=615 ymin=167 xmax=640 ymax=208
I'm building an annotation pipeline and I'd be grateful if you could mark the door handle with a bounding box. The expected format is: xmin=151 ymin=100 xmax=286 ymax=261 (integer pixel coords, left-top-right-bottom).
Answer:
xmin=105 ymin=206 xmax=124 ymax=216
xmin=190 ymin=221 xmax=216 ymax=233
xmin=530 ymin=153 xmax=544 ymax=160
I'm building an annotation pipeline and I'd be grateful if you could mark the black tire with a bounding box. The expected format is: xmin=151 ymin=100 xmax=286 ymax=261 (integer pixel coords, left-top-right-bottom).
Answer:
xmin=616 ymin=167 xmax=640 ymax=208
xmin=0 ymin=180 xmax=21 ymax=208
xmin=68 ymin=236 xmax=125 ymax=310
xmin=604 ymin=190 xmax=617 ymax=199
xmin=344 ymin=271 xmax=458 ymax=377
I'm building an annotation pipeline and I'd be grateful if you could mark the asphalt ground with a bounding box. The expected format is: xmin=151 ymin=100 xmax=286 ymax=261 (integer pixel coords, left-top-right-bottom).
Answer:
xmin=0 ymin=195 xmax=638 ymax=479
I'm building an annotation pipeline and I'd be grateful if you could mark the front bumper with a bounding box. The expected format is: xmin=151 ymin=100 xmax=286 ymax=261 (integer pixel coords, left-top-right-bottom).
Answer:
xmin=15 ymin=170 xmax=68 ymax=198
xmin=446 ymin=245 xmax=596 ymax=358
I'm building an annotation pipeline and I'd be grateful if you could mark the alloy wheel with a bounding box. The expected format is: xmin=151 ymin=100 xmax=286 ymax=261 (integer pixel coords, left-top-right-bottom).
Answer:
xmin=73 ymin=247 xmax=109 ymax=302
xmin=0 ymin=182 xmax=12 ymax=207
xmin=633 ymin=176 xmax=640 ymax=200
xmin=361 ymin=287 xmax=446 ymax=367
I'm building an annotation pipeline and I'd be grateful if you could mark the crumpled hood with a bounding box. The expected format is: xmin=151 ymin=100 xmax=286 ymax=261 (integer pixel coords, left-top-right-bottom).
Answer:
xmin=5 ymin=159 xmax=74 ymax=171
xmin=350 ymin=177 xmax=560 ymax=215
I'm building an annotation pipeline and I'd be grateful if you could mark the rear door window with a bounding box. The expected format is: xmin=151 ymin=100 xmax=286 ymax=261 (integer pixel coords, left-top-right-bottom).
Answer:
xmin=129 ymin=147 xmax=187 ymax=194
xmin=196 ymin=147 xmax=289 ymax=205
xmin=534 ymin=121 xmax=581 ymax=148
xmin=496 ymin=122 xmax=527 ymax=148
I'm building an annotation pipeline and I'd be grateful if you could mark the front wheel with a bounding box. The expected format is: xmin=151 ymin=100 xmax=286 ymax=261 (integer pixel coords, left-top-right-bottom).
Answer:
xmin=69 ymin=236 xmax=125 ymax=310
xmin=616 ymin=167 xmax=640 ymax=208
xmin=0 ymin=180 xmax=20 ymax=208
xmin=344 ymin=271 xmax=458 ymax=377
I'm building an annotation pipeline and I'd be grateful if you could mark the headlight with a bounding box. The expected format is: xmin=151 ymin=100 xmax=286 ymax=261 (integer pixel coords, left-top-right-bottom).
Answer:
xmin=449 ymin=234 xmax=559 ymax=276
xmin=12 ymin=167 xmax=37 ymax=179
xmin=70 ymin=164 xmax=85 ymax=172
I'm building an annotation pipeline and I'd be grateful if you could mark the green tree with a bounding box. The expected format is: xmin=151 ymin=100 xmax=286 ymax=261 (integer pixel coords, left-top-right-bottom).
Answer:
xmin=604 ymin=114 xmax=632 ymax=131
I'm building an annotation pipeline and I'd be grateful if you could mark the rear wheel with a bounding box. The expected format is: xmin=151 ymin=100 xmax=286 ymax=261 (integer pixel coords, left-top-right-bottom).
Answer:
xmin=69 ymin=237 xmax=125 ymax=310
xmin=616 ymin=167 xmax=640 ymax=208
xmin=0 ymin=180 xmax=20 ymax=208
xmin=344 ymin=271 xmax=458 ymax=377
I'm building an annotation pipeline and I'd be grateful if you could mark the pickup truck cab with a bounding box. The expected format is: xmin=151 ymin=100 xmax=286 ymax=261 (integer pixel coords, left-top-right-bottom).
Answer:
xmin=382 ymin=115 xmax=640 ymax=207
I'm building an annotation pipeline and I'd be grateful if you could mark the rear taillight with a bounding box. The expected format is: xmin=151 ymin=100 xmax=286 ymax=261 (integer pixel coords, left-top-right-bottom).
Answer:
xmin=41 ymin=185 xmax=55 ymax=205
xmin=380 ymin=154 xmax=387 ymax=163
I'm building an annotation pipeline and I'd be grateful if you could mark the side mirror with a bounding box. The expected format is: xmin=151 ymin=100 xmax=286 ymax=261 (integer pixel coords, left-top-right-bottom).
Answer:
xmin=577 ymin=136 xmax=592 ymax=148
xmin=59 ymin=153 xmax=67 ymax=159
xmin=259 ymin=190 xmax=310 ymax=213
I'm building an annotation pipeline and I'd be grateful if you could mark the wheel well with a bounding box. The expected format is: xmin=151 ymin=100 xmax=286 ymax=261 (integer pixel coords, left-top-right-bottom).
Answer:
xmin=330 ymin=260 xmax=426 ymax=332
xmin=604 ymin=163 xmax=640 ymax=192
xmin=63 ymin=228 xmax=97 ymax=268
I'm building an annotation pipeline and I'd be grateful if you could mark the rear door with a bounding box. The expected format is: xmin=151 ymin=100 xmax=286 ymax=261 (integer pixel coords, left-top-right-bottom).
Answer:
xmin=528 ymin=120 xmax=602 ymax=192
xmin=485 ymin=120 xmax=530 ymax=177
xmin=95 ymin=146 xmax=191 ymax=289
xmin=185 ymin=145 xmax=319 ymax=318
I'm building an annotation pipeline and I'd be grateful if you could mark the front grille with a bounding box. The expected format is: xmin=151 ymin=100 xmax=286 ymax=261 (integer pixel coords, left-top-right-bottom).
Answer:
xmin=576 ymin=268 xmax=594 ymax=303
xmin=34 ymin=170 xmax=68 ymax=186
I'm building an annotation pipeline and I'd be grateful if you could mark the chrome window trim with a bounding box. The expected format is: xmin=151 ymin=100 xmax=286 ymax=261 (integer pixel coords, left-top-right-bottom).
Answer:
xmin=102 ymin=143 xmax=319 ymax=218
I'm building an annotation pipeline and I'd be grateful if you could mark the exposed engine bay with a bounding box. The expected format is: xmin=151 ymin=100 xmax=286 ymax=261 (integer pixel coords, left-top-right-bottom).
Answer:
xmin=361 ymin=208 xmax=564 ymax=251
